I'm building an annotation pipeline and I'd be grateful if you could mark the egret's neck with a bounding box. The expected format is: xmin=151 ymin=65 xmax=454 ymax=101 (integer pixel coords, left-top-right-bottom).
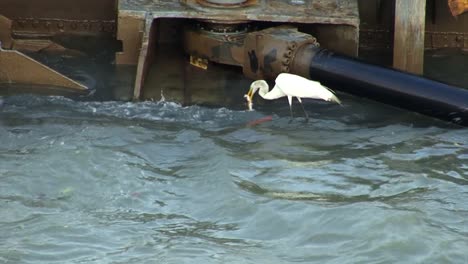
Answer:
xmin=257 ymin=83 xmax=270 ymax=99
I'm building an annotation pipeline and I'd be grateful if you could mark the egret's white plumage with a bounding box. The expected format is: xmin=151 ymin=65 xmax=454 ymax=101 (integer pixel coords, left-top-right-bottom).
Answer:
xmin=245 ymin=73 xmax=341 ymax=120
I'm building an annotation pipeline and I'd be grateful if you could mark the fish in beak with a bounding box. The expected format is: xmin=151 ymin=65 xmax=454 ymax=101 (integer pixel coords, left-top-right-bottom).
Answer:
xmin=244 ymin=87 xmax=254 ymax=111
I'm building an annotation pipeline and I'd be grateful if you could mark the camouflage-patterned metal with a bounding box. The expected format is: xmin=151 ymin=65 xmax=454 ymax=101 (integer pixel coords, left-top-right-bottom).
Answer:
xmin=183 ymin=22 xmax=248 ymax=67
xmin=242 ymin=26 xmax=319 ymax=80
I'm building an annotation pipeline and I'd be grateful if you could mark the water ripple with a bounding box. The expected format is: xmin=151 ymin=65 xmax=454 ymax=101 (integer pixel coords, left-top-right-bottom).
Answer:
xmin=1 ymin=95 xmax=468 ymax=263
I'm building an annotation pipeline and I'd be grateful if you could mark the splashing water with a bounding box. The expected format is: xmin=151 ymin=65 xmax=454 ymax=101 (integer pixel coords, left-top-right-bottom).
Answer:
xmin=0 ymin=94 xmax=467 ymax=264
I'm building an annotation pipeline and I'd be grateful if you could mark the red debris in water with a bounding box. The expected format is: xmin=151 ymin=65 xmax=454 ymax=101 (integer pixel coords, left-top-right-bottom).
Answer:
xmin=247 ymin=115 xmax=273 ymax=126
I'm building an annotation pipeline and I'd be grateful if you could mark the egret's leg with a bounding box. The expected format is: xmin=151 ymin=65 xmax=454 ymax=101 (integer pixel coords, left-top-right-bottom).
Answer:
xmin=296 ymin=97 xmax=309 ymax=122
xmin=287 ymin=95 xmax=294 ymax=122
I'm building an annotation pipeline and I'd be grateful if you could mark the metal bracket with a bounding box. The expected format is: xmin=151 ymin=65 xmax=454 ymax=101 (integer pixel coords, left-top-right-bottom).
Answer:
xmin=243 ymin=26 xmax=319 ymax=80
xmin=0 ymin=48 xmax=87 ymax=92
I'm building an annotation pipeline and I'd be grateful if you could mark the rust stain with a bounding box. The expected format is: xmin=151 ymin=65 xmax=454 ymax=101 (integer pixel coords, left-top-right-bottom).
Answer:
xmin=448 ymin=0 xmax=468 ymax=16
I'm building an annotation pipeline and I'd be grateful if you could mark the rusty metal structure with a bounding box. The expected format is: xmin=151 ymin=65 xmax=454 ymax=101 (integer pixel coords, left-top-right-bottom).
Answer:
xmin=360 ymin=0 xmax=468 ymax=51
xmin=1 ymin=0 xmax=467 ymax=94
xmin=0 ymin=0 xmax=360 ymax=97
xmin=0 ymin=0 xmax=115 ymax=93
xmin=116 ymin=0 xmax=360 ymax=100
xmin=1 ymin=0 xmax=468 ymax=124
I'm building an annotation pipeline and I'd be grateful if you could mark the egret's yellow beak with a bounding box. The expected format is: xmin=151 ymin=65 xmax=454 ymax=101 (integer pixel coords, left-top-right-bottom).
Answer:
xmin=245 ymin=87 xmax=254 ymax=101
xmin=244 ymin=86 xmax=255 ymax=111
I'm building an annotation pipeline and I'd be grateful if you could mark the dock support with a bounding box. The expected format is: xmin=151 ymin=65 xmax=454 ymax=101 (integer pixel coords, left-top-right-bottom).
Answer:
xmin=393 ymin=0 xmax=426 ymax=75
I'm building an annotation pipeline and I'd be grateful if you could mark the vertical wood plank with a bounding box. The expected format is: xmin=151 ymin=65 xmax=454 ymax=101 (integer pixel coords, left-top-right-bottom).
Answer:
xmin=133 ymin=16 xmax=155 ymax=100
xmin=393 ymin=0 xmax=426 ymax=74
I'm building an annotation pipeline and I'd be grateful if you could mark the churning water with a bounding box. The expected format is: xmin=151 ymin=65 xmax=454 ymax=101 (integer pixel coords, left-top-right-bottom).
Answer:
xmin=1 ymin=91 xmax=467 ymax=263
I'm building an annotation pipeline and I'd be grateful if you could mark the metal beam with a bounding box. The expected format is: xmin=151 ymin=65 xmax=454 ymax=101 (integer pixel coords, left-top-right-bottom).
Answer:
xmin=0 ymin=48 xmax=87 ymax=92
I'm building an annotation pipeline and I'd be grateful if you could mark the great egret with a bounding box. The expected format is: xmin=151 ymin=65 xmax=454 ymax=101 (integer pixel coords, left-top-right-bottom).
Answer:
xmin=244 ymin=73 xmax=341 ymax=121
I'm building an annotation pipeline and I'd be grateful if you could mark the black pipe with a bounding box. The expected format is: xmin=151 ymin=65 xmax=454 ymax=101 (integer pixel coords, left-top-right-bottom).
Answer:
xmin=292 ymin=45 xmax=468 ymax=126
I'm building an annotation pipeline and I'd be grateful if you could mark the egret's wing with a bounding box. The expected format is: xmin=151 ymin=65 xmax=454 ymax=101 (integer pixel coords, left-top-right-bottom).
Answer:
xmin=262 ymin=84 xmax=287 ymax=100
xmin=275 ymin=73 xmax=340 ymax=103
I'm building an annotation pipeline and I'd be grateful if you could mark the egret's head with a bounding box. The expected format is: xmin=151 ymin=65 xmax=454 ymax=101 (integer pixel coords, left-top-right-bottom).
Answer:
xmin=245 ymin=80 xmax=268 ymax=102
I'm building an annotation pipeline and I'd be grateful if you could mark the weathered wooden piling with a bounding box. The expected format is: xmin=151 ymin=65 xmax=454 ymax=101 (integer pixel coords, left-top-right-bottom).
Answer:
xmin=393 ymin=0 xmax=427 ymax=75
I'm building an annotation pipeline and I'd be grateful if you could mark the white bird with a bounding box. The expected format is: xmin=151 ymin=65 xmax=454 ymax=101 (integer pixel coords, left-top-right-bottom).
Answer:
xmin=244 ymin=73 xmax=341 ymax=121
